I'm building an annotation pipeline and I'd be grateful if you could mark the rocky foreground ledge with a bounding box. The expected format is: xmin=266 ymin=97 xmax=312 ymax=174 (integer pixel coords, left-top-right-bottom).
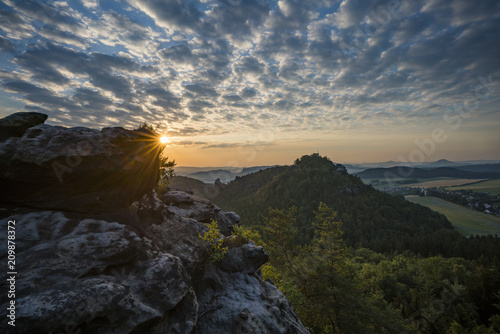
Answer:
xmin=0 ymin=113 xmax=308 ymax=333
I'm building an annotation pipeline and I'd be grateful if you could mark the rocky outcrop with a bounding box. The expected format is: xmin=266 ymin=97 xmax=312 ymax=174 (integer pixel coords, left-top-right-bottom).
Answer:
xmin=0 ymin=113 xmax=308 ymax=334
xmin=0 ymin=190 xmax=308 ymax=333
xmin=0 ymin=113 xmax=160 ymax=213
xmin=164 ymin=190 xmax=239 ymax=236
xmin=0 ymin=112 xmax=48 ymax=141
xmin=341 ymin=184 xmax=364 ymax=197
xmin=333 ymin=164 xmax=348 ymax=175
xmin=194 ymin=266 xmax=306 ymax=334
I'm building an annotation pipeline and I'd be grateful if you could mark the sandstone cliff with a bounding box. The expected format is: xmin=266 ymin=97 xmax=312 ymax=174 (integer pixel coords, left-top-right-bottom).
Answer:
xmin=0 ymin=113 xmax=308 ymax=334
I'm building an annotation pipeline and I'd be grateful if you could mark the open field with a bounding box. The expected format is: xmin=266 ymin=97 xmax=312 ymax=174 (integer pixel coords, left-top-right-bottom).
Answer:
xmin=445 ymin=179 xmax=500 ymax=195
xmin=405 ymin=195 xmax=500 ymax=236
xmin=363 ymin=177 xmax=485 ymax=189
xmin=405 ymin=178 xmax=486 ymax=188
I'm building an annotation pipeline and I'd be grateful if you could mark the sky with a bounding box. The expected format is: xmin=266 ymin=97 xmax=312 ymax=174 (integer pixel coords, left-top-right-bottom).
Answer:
xmin=0 ymin=0 xmax=499 ymax=167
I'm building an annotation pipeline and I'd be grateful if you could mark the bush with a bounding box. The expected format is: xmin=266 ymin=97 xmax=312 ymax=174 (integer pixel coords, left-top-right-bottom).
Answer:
xmin=199 ymin=220 xmax=228 ymax=263
xmin=231 ymin=224 xmax=265 ymax=247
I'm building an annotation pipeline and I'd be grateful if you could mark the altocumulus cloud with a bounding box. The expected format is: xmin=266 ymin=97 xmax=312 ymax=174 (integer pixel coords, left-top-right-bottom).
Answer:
xmin=0 ymin=0 xmax=498 ymax=145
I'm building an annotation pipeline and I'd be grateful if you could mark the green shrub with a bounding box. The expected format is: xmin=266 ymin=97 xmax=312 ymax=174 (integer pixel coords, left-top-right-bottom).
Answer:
xmin=199 ymin=220 xmax=228 ymax=263
xmin=231 ymin=224 xmax=265 ymax=247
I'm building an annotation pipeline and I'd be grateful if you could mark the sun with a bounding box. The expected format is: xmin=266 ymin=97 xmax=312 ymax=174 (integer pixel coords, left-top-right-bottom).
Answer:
xmin=160 ymin=136 xmax=169 ymax=144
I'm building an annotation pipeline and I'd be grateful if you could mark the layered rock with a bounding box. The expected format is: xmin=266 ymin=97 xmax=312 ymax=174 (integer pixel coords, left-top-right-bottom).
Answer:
xmin=0 ymin=113 xmax=160 ymax=213
xmin=0 ymin=112 xmax=47 ymax=141
xmin=0 ymin=113 xmax=308 ymax=334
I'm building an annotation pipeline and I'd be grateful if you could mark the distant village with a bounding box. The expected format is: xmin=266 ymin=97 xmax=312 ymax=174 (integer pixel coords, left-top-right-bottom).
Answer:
xmin=382 ymin=186 xmax=500 ymax=218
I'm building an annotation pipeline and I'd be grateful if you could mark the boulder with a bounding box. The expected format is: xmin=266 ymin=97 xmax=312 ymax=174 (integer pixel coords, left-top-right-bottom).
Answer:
xmin=218 ymin=242 xmax=269 ymax=274
xmin=194 ymin=266 xmax=309 ymax=334
xmin=0 ymin=114 xmax=161 ymax=213
xmin=163 ymin=190 xmax=195 ymax=206
xmin=145 ymin=216 xmax=209 ymax=273
xmin=0 ymin=112 xmax=47 ymax=141
xmin=163 ymin=190 xmax=236 ymax=235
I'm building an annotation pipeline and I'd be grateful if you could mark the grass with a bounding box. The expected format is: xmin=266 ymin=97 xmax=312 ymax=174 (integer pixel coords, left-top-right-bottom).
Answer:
xmin=445 ymin=179 xmax=500 ymax=195
xmin=404 ymin=178 xmax=486 ymax=188
xmin=405 ymin=195 xmax=500 ymax=236
xmin=362 ymin=177 xmax=485 ymax=189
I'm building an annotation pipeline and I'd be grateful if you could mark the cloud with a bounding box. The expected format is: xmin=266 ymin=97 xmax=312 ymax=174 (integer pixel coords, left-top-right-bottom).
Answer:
xmin=129 ymin=0 xmax=203 ymax=33
xmin=0 ymin=0 xmax=498 ymax=149
xmin=0 ymin=37 xmax=16 ymax=53
xmin=184 ymin=84 xmax=219 ymax=97
xmin=3 ymin=80 xmax=52 ymax=95
xmin=240 ymin=87 xmax=258 ymax=98
xmin=222 ymin=94 xmax=243 ymax=102
xmin=81 ymin=0 xmax=99 ymax=9
xmin=97 ymin=10 xmax=156 ymax=55
xmin=201 ymin=141 xmax=273 ymax=149
xmin=0 ymin=8 xmax=35 ymax=40
xmin=421 ymin=0 xmax=500 ymax=26
xmin=160 ymin=44 xmax=197 ymax=64
xmin=72 ymin=88 xmax=113 ymax=110
xmin=235 ymin=56 xmax=265 ymax=74
xmin=7 ymin=0 xmax=86 ymax=35
xmin=38 ymin=25 xmax=89 ymax=49
xmin=208 ymin=0 xmax=270 ymax=39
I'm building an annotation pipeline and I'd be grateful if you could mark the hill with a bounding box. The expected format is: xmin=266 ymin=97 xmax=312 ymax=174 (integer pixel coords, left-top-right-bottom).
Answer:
xmin=420 ymin=159 xmax=458 ymax=168
xmin=356 ymin=166 xmax=500 ymax=180
xmin=454 ymin=163 xmax=500 ymax=173
xmin=212 ymin=154 xmax=493 ymax=257
xmin=169 ymin=175 xmax=209 ymax=199
xmin=178 ymin=165 xmax=276 ymax=183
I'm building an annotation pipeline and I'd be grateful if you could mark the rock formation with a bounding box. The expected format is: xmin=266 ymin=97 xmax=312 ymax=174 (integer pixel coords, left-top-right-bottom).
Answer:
xmin=0 ymin=112 xmax=308 ymax=334
xmin=0 ymin=112 xmax=48 ymax=141
xmin=0 ymin=112 xmax=160 ymax=213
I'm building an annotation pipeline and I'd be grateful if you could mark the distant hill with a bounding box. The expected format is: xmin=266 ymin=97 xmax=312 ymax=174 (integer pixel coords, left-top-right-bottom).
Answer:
xmin=356 ymin=166 xmax=500 ymax=180
xmin=188 ymin=169 xmax=238 ymax=183
xmin=344 ymin=159 xmax=457 ymax=174
xmin=211 ymin=153 xmax=465 ymax=256
xmin=169 ymin=176 xmax=208 ymax=199
xmin=454 ymin=163 xmax=500 ymax=173
xmin=420 ymin=159 xmax=458 ymax=168
xmin=175 ymin=166 xmax=223 ymax=175
xmin=343 ymin=161 xmax=401 ymax=173
xmin=345 ymin=159 xmax=500 ymax=174
xmin=176 ymin=165 xmax=276 ymax=183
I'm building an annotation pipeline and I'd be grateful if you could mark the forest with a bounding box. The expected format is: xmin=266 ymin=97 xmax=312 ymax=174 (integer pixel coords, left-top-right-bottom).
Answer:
xmin=214 ymin=154 xmax=500 ymax=333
